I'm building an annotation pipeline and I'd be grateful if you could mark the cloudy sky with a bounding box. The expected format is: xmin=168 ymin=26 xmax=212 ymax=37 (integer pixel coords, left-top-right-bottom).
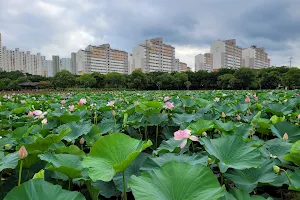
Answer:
xmin=1 ymin=0 xmax=300 ymax=69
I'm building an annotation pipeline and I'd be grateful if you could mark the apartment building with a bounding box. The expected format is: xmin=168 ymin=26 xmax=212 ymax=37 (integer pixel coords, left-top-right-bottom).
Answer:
xmin=44 ymin=60 xmax=52 ymax=77
xmin=60 ymin=58 xmax=71 ymax=72
xmin=179 ymin=62 xmax=188 ymax=72
xmin=195 ymin=53 xmax=212 ymax=72
xmin=242 ymin=45 xmax=271 ymax=69
xmin=0 ymin=33 xmax=2 ymax=71
xmin=76 ymin=44 xmax=128 ymax=75
xmin=210 ymin=39 xmax=242 ymax=70
xmin=132 ymin=37 xmax=176 ymax=73
xmin=71 ymin=53 xmax=76 ymax=74
xmin=1 ymin=46 xmax=45 ymax=75
xmin=52 ymin=56 xmax=60 ymax=76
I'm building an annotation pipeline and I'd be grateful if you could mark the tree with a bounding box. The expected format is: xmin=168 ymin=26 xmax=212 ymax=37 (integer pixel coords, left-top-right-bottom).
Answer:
xmin=76 ymin=73 xmax=97 ymax=88
xmin=217 ymin=74 xmax=234 ymax=89
xmin=91 ymin=72 xmax=105 ymax=88
xmin=0 ymin=78 xmax=11 ymax=90
xmin=282 ymin=68 xmax=300 ymax=89
xmin=51 ymin=70 xmax=76 ymax=89
xmin=184 ymin=81 xmax=191 ymax=90
xmin=157 ymin=74 xmax=175 ymax=90
xmin=172 ymin=73 xmax=188 ymax=89
xmin=234 ymin=68 xmax=256 ymax=89
xmin=128 ymin=70 xmax=148 ymax=89
xmin=105 ymin=72 xmax=125 ymax=88
xmin=261 ymin=71 xmax=281 ymax=89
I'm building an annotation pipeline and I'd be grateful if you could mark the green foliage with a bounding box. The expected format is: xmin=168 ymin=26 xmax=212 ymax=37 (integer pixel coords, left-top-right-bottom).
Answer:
xmin=76 ymin=73 xmax=97 ymax=88
xmin=52 ymin=70 xmax=76 ymax=88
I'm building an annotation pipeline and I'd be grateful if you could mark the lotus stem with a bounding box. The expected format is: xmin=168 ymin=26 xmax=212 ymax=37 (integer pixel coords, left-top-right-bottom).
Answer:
xmin=122 ymin=172 xmax=127 ymax=200
xmin=144 ymin=122 xmax=148 ymax=140
xmin=284 ymin=170 xmax=292 ymax=185
xmin=68 ymin=178 xmax=72 ymax=191
xmin=18 ymin=159 xmax=23 ymax=186
xmin=220 ymin=173 xmax=224 ymax=185
xmin=156 ymin=125 xmax=159 ymax=148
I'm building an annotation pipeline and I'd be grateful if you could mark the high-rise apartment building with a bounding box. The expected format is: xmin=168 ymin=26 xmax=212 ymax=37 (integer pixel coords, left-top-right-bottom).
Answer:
xmin=1 ymin=46 xmax=45 ymax=75
xmin=60 ymin=58 xmax=71 ymax=72
xmin=52 ymin=56 xmax=60 ymax=76
xmin=210 ymin=39 xmax=242 ymax=70
xmin=71 ymin=53 xmax=76 ymax=74
xmin=76 ymin=44 xmax=128 ymax=75
xmin=242 ymin=45 xmax=270 ymax=69
xmin=195 ymin=53 xmax=212 ymax=72
xmin=132 ymin=37 xmax=176 ymax=73
xmin=179 ymin=62 xmax=189 ymax=72
xmin=0 ymin=33 xmax=2 ymax=71
xmin=128 ymin=54 xmax=134 ymax=74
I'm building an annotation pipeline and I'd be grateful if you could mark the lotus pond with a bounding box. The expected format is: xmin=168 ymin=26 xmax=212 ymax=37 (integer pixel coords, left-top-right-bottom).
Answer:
xmin=0 ymin=90 xmax=300 ymax=200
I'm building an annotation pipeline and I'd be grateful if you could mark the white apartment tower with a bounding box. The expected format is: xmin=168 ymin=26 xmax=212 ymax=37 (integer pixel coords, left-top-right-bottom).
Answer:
xmin=132 ymin=37 xmax=176 ymax=73
xmin=71 ymin=53 xmax=76 ymax=74
xmin=0 ymin=33 xmax=2 ymax=71
xmin=60 ymin=58 xmax=71 ymax=72
xmin=195 ymin=53 xmax=212 ymax=72
xmin=242 ymin=45 xmax=271 ymax=69
xmin=210 ymin=39 xmax=242 ymax=70
xmin=76 ymin=44 xmax=128 ymax=75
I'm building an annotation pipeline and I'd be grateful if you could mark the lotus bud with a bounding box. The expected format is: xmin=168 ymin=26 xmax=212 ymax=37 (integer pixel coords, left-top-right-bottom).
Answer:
xmin=283 ymin=133 xmax=288 ymax=141
xmin=202 ymin=132 xmax=207 ymax=137
xmin=273 ymin=165 xmax=280 ymax=174
xmin=221 ymin=112 xmax=226 ymax=118
xmin=41 ymin=118 xmax=47 ymax=125
xmin=249 ymin=130 xmax=254 ymax=136
xmin=18 ymin=145 xmax=28 ymax=159
xmin=4 ymin=144 xmax=11 ymax=150
xmin=112 ymin=110 xmax=116 ymax=116
xmin=80 ymin=137 xmax=85 ymax=145
xmin=237 ymin=115 xmax=241 ymax=121
xmin=208 ymin=158 xmax=212 ymax=164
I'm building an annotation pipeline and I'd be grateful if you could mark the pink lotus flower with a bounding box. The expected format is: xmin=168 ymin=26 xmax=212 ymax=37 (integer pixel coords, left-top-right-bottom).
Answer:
xmin=255 ymin=97 xmax=258 ymax=101
xmin=107 ymin=101 xmax=115 ymax=106
xmin=283 ymin=133 xmax=288 ymax=141
xmin=135 ymin=101 xmax=139 ymax=105
xmin=214 ymin=97 xmax=220 ymax=102
xmin=298 ymin=114 xmax=300 ymax=119
xmin=163 ymin=102 xmax=174 ymax=110
xmin=33 ymin=110 xmax=42 ymax=115
xmin=78 ymin=98 xmax=87 ymax=105
xmin=221 ymin=112 xmax=226 ymax=118
xmin=119 ymin=98 xmax=123 ymax=102
xmin=237 ymin=114 xmax=241 ymax=121
xmin=174 ymin=129 xmax=198 ymax=149
xmin=61 ymin=100 xmax=66 ymax=104
xmin=41 ymin=118 xmax=47 ymax=125
xmin=296 ymin=94 xmax=300 ymax=96
xmin=80 ymin=137 xmax=85 ymax=145
xmin=164 ymin=96 xmax=170 ymax=102
xmin=245 ymin=97 xmax=251 ymax=103
xmin=18 ymin=145 xmax=28 ymax=159
xmin=20 ymin=100 xmax=26 ymax=104
xmin=28 ymin=111 xmax=34 ymax=117
xmin=69 ymin=105 xmax=75 ymax=112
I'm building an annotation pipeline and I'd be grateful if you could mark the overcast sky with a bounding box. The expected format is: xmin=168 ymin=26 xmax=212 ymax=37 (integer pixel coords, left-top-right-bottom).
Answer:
xmin=1 ymin=0 xmax=300 ymax=69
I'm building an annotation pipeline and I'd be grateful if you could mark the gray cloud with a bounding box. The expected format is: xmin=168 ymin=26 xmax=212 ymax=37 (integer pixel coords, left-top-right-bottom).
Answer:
xmin=0 ymin=0 xmax=299 ymax=68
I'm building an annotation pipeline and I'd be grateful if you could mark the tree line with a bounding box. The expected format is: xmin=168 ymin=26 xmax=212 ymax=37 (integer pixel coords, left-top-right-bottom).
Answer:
xmin=0 ymin=66 xmax=299 ymax=90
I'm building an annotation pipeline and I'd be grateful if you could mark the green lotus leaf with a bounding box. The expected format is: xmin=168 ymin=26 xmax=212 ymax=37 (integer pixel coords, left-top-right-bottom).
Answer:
xmin=4 ymin=179 xmax=85 ymax=200
xmin=270 ymin=115 xmax=285 ymax=124
xmin=59 ymin=114 xmax=81 ymax=123
xmin=222 ymin=188 xmax=273 ymax=200
xmin=148 ymin=113 xmax=168 ymax=125
xmin=225 ymin=160 xmax=277 ymax=192
xmin=265 ymin=138 xmax=292 ymax=164
xmin=151 ymin=153 xmax=208 ymax=167
xmin=53 ymin=145 xmax=85 ymax=157
xmin=265 ymin=103 xmax=292 ymax=116
xmin=271 ymin=122 xmax=300 ymax=142
xmin=21 ymin=128 xmax=71 ymax=154
xmin=82 ymin=133 xmax=152 ymax=182
xmin=153 ymin=138 xmax=182 ymax=155
xmin=39 ymin=152 xmax=83 ymax=178
xmin=188 ymin=119 xmax=214 ymax=135
xmin=129 ymin=161 xmax=225 ymax=200
xmin=214 ymin=120 xmax=237 ymax=132
xmin=286 ymin=170 xmax=300 ymax=191
xmin=284 ymin=140 xmax=300 ymax=166
xmin=56 ymin=122 xmax=92 ymax=142
xmin=172 ymin=113 xmax=196 ymax=125
xmin=0 ymin=152 xmax=19 ymax=171
xmin=92 ymin=180 xmax=121 ymax=198
xmin=200 ymin=135 xmax=262 ymax=173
